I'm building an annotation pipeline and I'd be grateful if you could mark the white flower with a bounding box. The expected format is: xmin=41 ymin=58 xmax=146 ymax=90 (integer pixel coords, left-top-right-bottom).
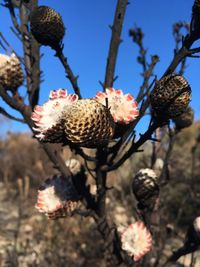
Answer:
xmin=95 ymin=88 xmax=139 ymax=124
xmin=121 ymin=221 xmax=152 ymax=261
xmin=31 ymin=88 xmax=78 ymax=141
xmin=35 ymin=175 xmax=79 ymax=219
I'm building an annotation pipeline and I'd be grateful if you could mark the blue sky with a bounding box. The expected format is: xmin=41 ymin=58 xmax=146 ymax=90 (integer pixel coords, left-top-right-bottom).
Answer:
xmin=0 ymin=0 xmax=199 ymax=136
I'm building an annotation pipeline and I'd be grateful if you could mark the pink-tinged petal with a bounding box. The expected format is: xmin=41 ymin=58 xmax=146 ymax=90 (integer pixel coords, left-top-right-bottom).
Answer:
xmin=129 ymin=110 xmax=138 ymax=115
xmin=126 ymin=94 xmax=133 ymax=101
xmin=108 ymin=87 xmax=115 ymax=93
xmin=34 ymin=105 xmax=44 ymax=112
xmin=115 ymin=89 xmax=122 ymax=95
xmin=58 ymin=88 xmax=67 ymax=97
xmin=131 ymin=103 xmax=137 ymax=108
xmin=36 ymin=203 xmax=44 ymax=208
xmin=127 ymin=115 xmax=135 ymax=121
xmin=31 ymin=113 xmax=41 ymax=121
xmin=49 ymin=90 xmax=58 ymax=99
xmin=96 ymin=92 xmax=105 ymax=98
xmin=33 ymin=109 xmax=43 ymax=116
xmin=118 ymin=115 xmax=124 ymax=122
xmin=112 ymin=115 xmax=118 ymax=122
xmin=69 ymin=94 xmax=79 ymax=102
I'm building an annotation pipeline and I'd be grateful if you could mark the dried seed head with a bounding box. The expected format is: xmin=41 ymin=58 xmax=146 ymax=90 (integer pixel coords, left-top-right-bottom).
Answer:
xmin=95 ymin=88 xmax=139 ymax=124
xmin=150 ymin=75 xmax=191 ymax=119
xmin=62 ymin=99 xmax=115 ymax=148
xmin=35 ymin=175 xmax=80 ymax=219
xmin=121 ymin=221 xmax=152 ymax=261
xmin=0 ymin=53 xmax=24 ymax=91
xmin=31 ymin=89 xmax=78 ymax=142
xmin=30 ymin=6 xmax=65 ymax=49
xmin=132 ymin=168 xmax=159 ymax=210
xmin=173 ymin=106 xmax=194 ymax=130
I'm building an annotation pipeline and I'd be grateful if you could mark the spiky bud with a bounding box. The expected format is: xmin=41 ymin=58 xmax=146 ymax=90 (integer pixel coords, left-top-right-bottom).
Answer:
xmin=173 ymin=106 xmax=194 ymax=130
xmin=0 ymin=53 xmax=24 ymax=91
xmin=132 ymin=168 xmax=159 ymax=210
xmin=121 ymin=221 xmax=152 ymax=261
xmin=62 ymin=99 xmax=115 ymax=147
xmin=35 ymin=175 xmax=80 ymax=219
xmin=150 ymin=75 xmax=191 ymax=119
xmin=30 ymin=6 xmax=65 ymax=49
xmin=31 ymin=89 xmax=78 ymax=142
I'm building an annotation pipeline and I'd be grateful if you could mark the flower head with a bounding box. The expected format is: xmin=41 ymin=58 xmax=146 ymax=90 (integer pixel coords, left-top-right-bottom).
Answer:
xmin=31 ymin=88 xmax=78 ymax=142
xmin=95 ymin=88 xmax=139 ymax=124
xmin=121 ymin=221 xmax=152 ymax=261
xmin=35 ymin=175 xmax=80 ymax=219
xmin=62 ymin=99 xmax=115 ymax=147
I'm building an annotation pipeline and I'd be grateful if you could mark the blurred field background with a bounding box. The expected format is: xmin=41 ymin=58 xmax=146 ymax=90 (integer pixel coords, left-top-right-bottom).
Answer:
xmin=0 ymin=117 xmax=199 ymax=267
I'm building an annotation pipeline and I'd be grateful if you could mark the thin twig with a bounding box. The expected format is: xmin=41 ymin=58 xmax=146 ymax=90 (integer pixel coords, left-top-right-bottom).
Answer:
xmin=129 ymin=26 xmax=147 ymax=73
xmin=162 ymin=1 xmax=200 ymax=77
xmin=104 ymin=0 xmax=128 ymax=89
xmin=4 ymin=0 xmax=21 ymax=35
xmin=0 ymin=32 xmax=21 ymax=60
xmin=0 ymin=107 xmax=25 ymax=123
xmin=136 ymin=55 xmax=159 ymax=103
xmin=55 ymin=46 xmax=82 ymax=98
xmin=160 ymin=126 xmax=178 ymax=185
xmin=103 ymin=120 xmax=161 ymax=172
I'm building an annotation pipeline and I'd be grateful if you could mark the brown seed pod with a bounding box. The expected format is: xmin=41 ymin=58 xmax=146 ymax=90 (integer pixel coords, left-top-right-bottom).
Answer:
xmin=150 ymin=75 xmax=191 ymax=119
xmin=62 ymin=99 xmax=115 ymax=148
xmin=30 ymin=6 xmax=65 ymax=49
xmin=0 ymin=53 xmax=24 ymax=91
xmin=132 ymin=168 xmax=159 ymax=210
xmin=173 ymin=106 xmax=194 ymax=130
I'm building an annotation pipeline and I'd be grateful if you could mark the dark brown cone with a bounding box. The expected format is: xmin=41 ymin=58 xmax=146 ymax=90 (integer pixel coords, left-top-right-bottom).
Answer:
xmin=150 ymin=75 xmax=191 ymax=120
xmin=132 ymin=168 xmax=159 ymax=211
xmin=62 ymin=99 xmax=115 ymax=148
xmin=173 ymin=107 xmax=194 ymax=130
xmin=30 ymin=6 xmax=65 ymax=49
